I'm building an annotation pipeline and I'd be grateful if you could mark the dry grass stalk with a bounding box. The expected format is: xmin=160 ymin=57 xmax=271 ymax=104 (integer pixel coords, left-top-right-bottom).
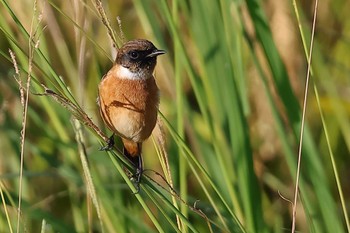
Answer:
xmin=91 ymin=0 xmax=119 ymax=49
xmin=10 ymin=1 xmax=43 ymax=231
xmin=291 ymin=0 xmax=319 ymax=232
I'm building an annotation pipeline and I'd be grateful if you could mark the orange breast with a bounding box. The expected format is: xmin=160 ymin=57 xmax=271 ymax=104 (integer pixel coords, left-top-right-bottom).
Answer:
xmin=98 ymin=67 xmax=159 ymax=142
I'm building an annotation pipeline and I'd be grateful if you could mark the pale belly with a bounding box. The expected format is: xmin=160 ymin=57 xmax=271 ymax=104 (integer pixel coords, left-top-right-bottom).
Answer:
xmin=108 ymin=107 xmax=157 ymax=142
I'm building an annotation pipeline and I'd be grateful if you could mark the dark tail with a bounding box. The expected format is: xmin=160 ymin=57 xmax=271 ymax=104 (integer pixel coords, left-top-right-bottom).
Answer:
xmin=123 ymin=144 xmax=142 ymax=169
xmin=122 ymin=139 xmax=143 ymax=192
xmin=122 ymin=139 xmax=142 ymax=168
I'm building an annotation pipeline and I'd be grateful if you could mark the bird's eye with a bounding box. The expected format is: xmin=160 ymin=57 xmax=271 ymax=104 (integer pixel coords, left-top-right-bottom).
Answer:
xmin=129 ymin=51 xmax=139 ymax=59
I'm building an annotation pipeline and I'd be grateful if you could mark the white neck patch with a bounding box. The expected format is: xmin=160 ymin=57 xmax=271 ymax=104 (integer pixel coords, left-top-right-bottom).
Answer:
xmin=117 ymin=66 xmax=147 ymax=80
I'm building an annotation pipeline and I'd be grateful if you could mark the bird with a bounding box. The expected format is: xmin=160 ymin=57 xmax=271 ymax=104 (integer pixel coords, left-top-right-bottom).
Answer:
xmin=98 ymin=39 xmax=165 ymax=192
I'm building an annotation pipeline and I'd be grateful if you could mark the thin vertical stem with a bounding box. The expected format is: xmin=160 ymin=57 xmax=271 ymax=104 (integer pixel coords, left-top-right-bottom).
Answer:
xmin=291 ymin=0 xmax=318 ymax=232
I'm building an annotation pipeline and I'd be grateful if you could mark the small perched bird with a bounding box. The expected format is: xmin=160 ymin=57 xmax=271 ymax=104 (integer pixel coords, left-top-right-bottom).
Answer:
xmin=98 ymin=39 xmax=165 ymax=191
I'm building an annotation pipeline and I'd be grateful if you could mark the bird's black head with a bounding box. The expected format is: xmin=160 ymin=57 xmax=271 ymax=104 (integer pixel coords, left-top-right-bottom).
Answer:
xmin=115 ymin=39 xmax=165 ymax=78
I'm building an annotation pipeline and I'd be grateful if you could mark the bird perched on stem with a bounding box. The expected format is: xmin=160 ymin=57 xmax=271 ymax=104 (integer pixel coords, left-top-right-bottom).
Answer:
xmin=98 ymin=39 xmax=165 ymax=192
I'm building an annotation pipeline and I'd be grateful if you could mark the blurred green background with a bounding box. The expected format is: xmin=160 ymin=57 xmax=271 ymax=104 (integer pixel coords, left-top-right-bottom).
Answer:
xmin=0 ymin=0 xmax=349 ymax=232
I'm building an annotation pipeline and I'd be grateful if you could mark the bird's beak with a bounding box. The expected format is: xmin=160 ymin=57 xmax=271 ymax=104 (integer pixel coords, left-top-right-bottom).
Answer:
xmin=146 ymin=49 xmax=166 ymax=58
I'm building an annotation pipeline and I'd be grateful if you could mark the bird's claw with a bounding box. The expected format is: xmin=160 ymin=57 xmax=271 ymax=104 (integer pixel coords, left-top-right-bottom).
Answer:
xmin=99 ymin=134 xmax=115 ymax=151
xmin=132 ymin=167 xmax=142 ymax=194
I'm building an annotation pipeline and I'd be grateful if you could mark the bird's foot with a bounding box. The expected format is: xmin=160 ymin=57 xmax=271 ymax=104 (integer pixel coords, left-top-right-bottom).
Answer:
xmin=99 ymin=134 xmax=115 ymax=151
xmin=131 ymin=155 xmax=143 ymax=194
xmin=132 ymin=168 xmax=142 ymax=194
